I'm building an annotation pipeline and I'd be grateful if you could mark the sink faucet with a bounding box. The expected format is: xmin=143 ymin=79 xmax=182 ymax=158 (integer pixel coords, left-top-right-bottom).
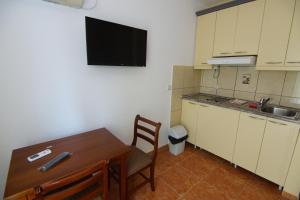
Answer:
xmin=258 ymin=97 xmax=270 ymax=110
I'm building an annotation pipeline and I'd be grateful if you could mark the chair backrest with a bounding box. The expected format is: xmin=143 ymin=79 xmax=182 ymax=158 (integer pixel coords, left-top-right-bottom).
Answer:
xmin=132 ymin=114 xmax=162 ymax=162
xmin=36 ymin=160 xmax=109 ymax=200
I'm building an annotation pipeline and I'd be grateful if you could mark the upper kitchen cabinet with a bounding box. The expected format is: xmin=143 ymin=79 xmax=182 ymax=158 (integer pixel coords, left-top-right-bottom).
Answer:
xmin=257 ymin=0 xmax=296 ymax=69
xmin=213 ymin=0 xmax=265 ymax=57
xmin=213 ymin=6 xmax=238 ymax=57
xmin=194 ymin=13 xmax=216 ymax=69
xmin=285 ymin=0 xmax=300 ymax=68
xmin=233 ymin=0 xmax=265 ymax=56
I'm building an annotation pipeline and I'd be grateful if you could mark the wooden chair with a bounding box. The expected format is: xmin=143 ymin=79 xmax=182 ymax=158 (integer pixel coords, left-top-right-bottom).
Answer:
xmin=35 ymin=160 xmax=109 ymax=200
xmin=110 ymin=114 xmax=161 ymax=193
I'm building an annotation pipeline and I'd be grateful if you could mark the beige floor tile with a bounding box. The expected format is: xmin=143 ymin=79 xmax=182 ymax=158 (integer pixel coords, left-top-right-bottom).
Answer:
xmin=107 ymin=144 xmax=288 ymax=200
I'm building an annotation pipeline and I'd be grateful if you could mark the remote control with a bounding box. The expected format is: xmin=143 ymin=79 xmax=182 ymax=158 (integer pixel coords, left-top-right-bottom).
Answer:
xmin=39 ymin=152 xmax=72 ymax=172
xmin=27 ymin=149 xmax=52 ymax=162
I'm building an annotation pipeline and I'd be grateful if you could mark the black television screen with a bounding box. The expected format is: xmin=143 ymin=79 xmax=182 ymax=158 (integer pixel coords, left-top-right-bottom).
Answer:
xmin=85 ymin=17 xmax=147 ymax=67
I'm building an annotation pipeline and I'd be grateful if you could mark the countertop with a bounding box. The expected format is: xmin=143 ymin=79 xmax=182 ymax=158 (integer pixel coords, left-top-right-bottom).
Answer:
xmin=182 ymin=93 xmax=300 ymax=124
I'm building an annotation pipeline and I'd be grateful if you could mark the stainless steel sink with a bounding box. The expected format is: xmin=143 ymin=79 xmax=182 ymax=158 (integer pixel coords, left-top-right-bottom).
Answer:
xmin=260 ymin=106 xmax=299 ymax=119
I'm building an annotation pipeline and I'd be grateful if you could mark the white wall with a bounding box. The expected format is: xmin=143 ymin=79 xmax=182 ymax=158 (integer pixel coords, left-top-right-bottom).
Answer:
xmin=0 ymin=0 xmax=204 ymax=196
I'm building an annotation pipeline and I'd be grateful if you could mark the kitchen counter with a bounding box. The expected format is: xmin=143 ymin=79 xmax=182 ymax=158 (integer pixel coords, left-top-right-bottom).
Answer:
xmin=182 ymin=93 xmax=300 ymax=124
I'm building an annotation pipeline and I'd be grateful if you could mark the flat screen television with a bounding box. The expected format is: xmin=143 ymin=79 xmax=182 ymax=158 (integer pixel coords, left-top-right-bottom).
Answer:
xmin=85 ymin=16 xmax=147 ymax=67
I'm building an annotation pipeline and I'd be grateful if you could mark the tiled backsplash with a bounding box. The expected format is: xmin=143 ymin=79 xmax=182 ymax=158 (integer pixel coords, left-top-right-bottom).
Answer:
xmin=170 ymin=65 xmax=300 ymax=127
xmin=200 ymin=67 xmax=300 ymax=109
xmin=170 ymin=65 xmax=201 ymax=126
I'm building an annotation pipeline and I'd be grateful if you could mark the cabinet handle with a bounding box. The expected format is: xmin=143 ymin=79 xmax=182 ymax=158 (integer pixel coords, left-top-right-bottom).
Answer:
xmin=188 ymin=102 xmax=196 ymax=105
xmin=287 ymin=61 xmax=300 ymax=64
xmin=220 ymin=52 xmax=231 ymax=55
xmin=201 ymin=62 xmax=208 ymax=64
xmin=234 ymin=51 xmax=247 ymax=54
xmin=248 ymin=116 xmax=265 ymax=121
xmin=265 ymin=61 xmax=282 ymax=64
xmin=269 ymin=120 xmax=287 ymax=126
xmin=199 ymin=104 xmax=209 ymax=108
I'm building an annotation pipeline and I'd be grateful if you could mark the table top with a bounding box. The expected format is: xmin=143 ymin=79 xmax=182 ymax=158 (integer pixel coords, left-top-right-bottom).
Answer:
xmin=4 ymin=128 xmax=130 ymax=198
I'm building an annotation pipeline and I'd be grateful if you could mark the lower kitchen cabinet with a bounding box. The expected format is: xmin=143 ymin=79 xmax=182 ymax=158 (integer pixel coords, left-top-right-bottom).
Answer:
xmin=233 ymin=112 xmax=267 ymax=173
xmin=181 ymin=100 xmax=198 ymax=145
xmin=256 ymin=118 xmax=300 ymax=186
xmin=196 ymin=104 xmax=240 ymax=162
xmin=181 ymin=99 xmax=300 ymax=188
xmin=284 ymin=135 xmax=300 ymax=197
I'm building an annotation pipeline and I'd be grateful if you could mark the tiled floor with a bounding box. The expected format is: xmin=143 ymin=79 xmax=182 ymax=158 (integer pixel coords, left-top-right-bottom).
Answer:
xmin=109 ymin=144 xmax=289 ymax=200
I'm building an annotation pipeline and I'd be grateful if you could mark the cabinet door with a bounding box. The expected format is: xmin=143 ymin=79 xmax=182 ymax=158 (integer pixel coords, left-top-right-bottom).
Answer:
xmin=181 ymin=100 xmax=198 ymax=145
xmin=197 ymin=104 xmax=240 ymax=162
xmin=233 ymin=0 xmax=265 ymax=55
xmin=213 ymin=6 xmax=238 ymax=57
xmin=194 ymin=13 xmax=216 ymax=69
xmin=285 ymin=0 xmax=300 ymax=67
xmin=283 ymin=135 xmax=300 ymax=197
xmin=196 ymin=103 xmax=215 ymax=149
xmin=256 ymin=118 xmax=299 ymax=186
xmin=257 ymin=0 xmax=295 ymax=67
xmin=233 ymin=113 xmax=267 ymax=173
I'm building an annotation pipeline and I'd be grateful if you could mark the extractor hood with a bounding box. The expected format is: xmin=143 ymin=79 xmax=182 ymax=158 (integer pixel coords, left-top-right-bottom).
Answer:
xmin=43 ymin=0 xmax=97 ymax=9
xmin=207 ymin=56 xmax=257 ymax=66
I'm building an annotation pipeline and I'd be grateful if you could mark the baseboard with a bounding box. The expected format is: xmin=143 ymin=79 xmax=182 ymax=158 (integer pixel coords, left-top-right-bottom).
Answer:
xmin=158 ymin=144 xmax=168 ymax=152
xmin=282 ymin=191 xmax=298 ymax=200
xmin=147 ymin=144 xmax=168 ymax=155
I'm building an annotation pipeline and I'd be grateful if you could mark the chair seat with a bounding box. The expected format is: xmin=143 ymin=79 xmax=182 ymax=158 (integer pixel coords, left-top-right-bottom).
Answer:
xmin=112 ymin=146 xmax=152 ymax=177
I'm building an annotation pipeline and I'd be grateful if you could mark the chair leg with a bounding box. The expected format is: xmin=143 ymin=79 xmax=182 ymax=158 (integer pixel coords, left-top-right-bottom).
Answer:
xmin=108 ymin=171 xmax=111 ymax=190
xmin=150 ymin=165 xmax=155 ymax=191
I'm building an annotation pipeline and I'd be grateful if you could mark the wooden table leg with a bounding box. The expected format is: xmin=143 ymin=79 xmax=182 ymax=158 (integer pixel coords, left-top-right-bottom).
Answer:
xmin=119 ymin=154 xmax=128 ymax=200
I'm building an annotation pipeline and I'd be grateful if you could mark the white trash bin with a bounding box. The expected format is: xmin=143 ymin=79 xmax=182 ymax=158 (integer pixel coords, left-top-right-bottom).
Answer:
xmin=168 ymin=125 xmax=188 ymax=156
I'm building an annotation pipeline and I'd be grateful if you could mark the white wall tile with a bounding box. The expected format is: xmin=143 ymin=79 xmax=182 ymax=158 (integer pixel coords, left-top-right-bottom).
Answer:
xmin=217 ymin=89 xmax=234 ymax=97
xmin=173 ymin=66 xmax=300 ymax=109
xmin=256 ymin=71 xmax=286 ymax=95
xmin=183 ymin=87 xmax=196 ymax=95
xmin=218 ymin=67 xmax=237 ymax=90
xmin=200 ymin=87 xmax=217 ymax=95
xmin=282 ymin=72 xmax=300 ymax=98
xmin=234 ymin=91 xmax=255 ymax=101
xmin=280 ymin=97 xmax=300 ymax=109
xmin=183 ymin=67 xmax=195 ymax=88
xmin=201 ymin=69 xmax=218 ymax=88
xmin=255 ymin=93 xmax=281 ymax=105
xmin=171 ymin=89 xmax=183 ymax=111
xmin=170 ymin=110 xmax=181 ymax=127
xmin=172 ymin=65 xmax=184 ymax=89
xmin=235 ymin=67 xmax=259 ymax=92
xmin=193 ymin=70 xmax=202 ymax=87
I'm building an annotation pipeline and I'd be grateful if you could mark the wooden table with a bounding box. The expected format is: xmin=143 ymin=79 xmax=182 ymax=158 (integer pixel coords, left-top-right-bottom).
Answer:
xmin=4 ymin=128 xmax=130 ymax=200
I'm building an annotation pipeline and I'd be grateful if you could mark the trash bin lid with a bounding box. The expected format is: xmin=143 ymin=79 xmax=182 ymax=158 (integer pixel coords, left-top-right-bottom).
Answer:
xmin=169 ymin=125 xmax=187 ymax=139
